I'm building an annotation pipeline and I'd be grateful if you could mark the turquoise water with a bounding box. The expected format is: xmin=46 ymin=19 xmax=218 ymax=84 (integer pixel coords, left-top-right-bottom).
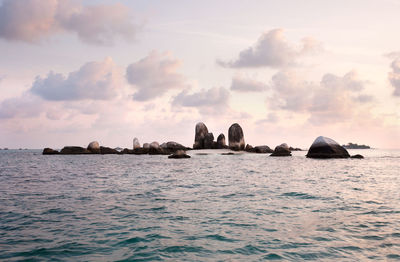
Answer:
xmin=0 ymin=149 xmax=399 ymax=261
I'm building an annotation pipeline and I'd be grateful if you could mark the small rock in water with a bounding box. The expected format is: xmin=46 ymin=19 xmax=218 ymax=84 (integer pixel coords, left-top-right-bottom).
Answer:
xmin=350 ymin=154 xmax=364 ymax=159
xmin=270 ymin=143 xmax=292 ymax=157
xmin=255 ymin=145 xmax=273 ymax=154
xmin=168 ymin=150 xmax=190 ymax=159
xmin=43 ymin=148 xmax=59 ymax=155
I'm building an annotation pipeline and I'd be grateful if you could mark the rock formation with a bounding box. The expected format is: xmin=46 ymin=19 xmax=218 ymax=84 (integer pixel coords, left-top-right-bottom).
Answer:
xmin=143 ymin=143 xmax=150 ymax=149
xmin=306 ymin=136 xmax=350 ymax=159
xmin=228 ymin=123 xmax=245 ymax=151
xmin=133 ymin=138 xmax=140 ymax=149
xmin=60 ymin=146 xmax=91 ymax=154
xmin=255 ymin=145 xmax=273 ymax=154
xmin=270 ymin=143 xmax=292 ymax=157
xmin=216 ymin=134 xmax=226 ymax=149
xmin=87 ymin=141 xmax=100 ymax=154
xmin=193 ymin=122 xmax=209 ymax=149
xmin=204 ymin=133 xmax=214 ymax=149
xmin=100 ymin=146 xmax=118 ymax=154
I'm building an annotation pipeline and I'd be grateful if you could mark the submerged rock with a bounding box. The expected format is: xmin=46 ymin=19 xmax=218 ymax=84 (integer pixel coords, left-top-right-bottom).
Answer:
xmin=228 ymin=123 xmax=245 ymax=151
xmin=60 ymin=146 xmax=91 ymax=154
xmin=87 ymin=141 xmax=100 ymax=154
xmin=306 ymin=136 xmax=350 ymax=159
xmin=193 ymin=122 xmax=209 ymax=149
xmin=351 ymin=154 xmax=364 ymax=159
xmin=43 ymin=148 xmax=59 ymax=155
xmin=133 ymin=138 xmax=141 ymax=149
xmin=270 ymin=143 xmax=292 ymax=157
xmin=168 ymin=150 xmax=191 ymax=159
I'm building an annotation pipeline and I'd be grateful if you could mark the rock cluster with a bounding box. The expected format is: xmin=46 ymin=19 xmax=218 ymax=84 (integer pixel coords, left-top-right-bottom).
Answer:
xmin=306 ymin=136 xmax=350 ymax=159
xmin=193 ymin=122 xmax=228 ymax=149
xmin=244 ymin=144 xmax=273 ymax=154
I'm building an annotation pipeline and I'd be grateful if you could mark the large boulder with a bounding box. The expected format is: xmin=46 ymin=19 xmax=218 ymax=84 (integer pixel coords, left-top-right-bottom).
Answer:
xmin=168 ymin=150 xmax=191 ymax=159
xmin=133 ymin=138 xmax=140 ymax=149
xmin=87 ymin=141 xmax=100 ymax=154
xmin=204 ymin=133 xmax=214 ymax=149
xmin=193 ymin=122 xmax=209 ymax=149
xmin=60 ymin=146 xmax=91 ymax=154
xmin=43 ymin=148 xmax=59 ymax=155
xmin=228 ymin=123 xmax=245 ymax=151
xmin=306 ymin=136 xmax=350 ymax=159
xmin=245 ymin=144 xmax=256 ymax=153
xmin=143 ymin=143 xmax=150 ymax=149
xmin=216 ymin=134 xmax=226 ymax=149
xmin=255 ymin=145 xmax=273 ymax=154
xmin=270 ymin=143 xmax=292 ymax=157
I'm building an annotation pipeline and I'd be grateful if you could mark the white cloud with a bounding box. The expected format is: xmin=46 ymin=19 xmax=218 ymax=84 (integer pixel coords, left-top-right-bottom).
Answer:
xmin=230 ymin=75 xmax=267 ymax=92
xmin=267 ymin=70 xmax=374 ymax=124
xmin=388 ymin=58 xmax=400 ymax=96
xmin=31 ymin=57 xmax=122 ymax=101
xmin=126 ymin=51 xmax=187 ymax=101
xmin=0 ymin=93 xmax=43 ymax=119
xmin=172 ymin=87 xmax=230 ymax=115
xmin=217 ymin=28 xmax=320 ymax=68
xmin=0 ymin=0 xmax=140 ymax=45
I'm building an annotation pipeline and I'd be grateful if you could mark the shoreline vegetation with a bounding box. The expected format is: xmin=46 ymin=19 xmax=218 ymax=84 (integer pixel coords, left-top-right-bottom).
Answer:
xmin=41 ymin=122 xmax=364 ymax=159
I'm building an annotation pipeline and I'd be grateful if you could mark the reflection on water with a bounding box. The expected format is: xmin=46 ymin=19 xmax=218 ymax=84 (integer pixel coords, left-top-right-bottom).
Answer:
xmin=0 ymin=149 xmax=399 ymax=260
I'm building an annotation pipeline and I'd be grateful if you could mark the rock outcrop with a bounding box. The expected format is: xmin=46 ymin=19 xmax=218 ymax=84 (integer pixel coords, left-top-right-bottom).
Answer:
xmin=193 ymin=122 xmax=209 ymax=149
xmin=168 ymin=150 xmax=191 ymax=159
xmin=204 ymin=133 xmax=214 ymax=149
xmin=87 ymin=141 xmax=100 ymax=154
xmin=133 ymin=138 xmax=140 ymax=149
xmin=270 ymin=143 xmax=292 ymax=157
xmin=100 ymin=146 xmax=118 ymax=154
xmin=306 ymin=136 xmax=350 ymax=159
xmin=216 ymin=134 xmax=226 ymax=149
xmin=43 ymin=148 xmax=59 ymax=155
xmin=60 ymin=146 xmax=91 ymax=154
xmin=228 ymin=123 xmax=245 ymax=151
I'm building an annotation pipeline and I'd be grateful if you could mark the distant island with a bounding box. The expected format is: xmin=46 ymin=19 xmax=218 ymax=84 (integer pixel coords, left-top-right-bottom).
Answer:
xmin=342 ymin=143 xmax=370 ymax=149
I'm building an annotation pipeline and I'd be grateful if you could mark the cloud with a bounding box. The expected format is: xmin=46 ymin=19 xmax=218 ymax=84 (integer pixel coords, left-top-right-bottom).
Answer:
xmin=30 ymin=57 xmax=122 ymax=101
xmin=172 ymin=87 xmax=230 ymax=114
xmin=230 ymin=75 xmax=267 ymax=92
xmin=0 ymin=0 xmax=140 ymax=45
xmin=267 ymin=70 xmax=373 ymax=124
xmin=0 ymin=93 xmax=43 ymax=119
xmin=388 ymin=58 xmax=400 ymax=96
xmin=217 ymin=28 xmax=320 ymax=68
xmin=126 ymin=51 xmax=187 ymax=101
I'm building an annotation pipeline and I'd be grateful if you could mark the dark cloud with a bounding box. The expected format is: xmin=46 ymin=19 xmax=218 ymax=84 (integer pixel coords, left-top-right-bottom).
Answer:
xmin=0 ymin=0 xmax=140 ymax=45
xmin=230 ymin=76 xmax=267 ymax=92
xmin=126 ymin=51 xmax=187 ymax=101
xmin=217 ymin=28 xmax=320 ymax=68
xmin=31 ymin=58 xmax=121 ymax=101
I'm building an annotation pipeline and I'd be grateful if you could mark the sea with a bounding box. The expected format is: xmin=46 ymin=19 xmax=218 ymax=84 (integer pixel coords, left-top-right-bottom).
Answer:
xmin=0 ymin=149 xmax=399 ymax=261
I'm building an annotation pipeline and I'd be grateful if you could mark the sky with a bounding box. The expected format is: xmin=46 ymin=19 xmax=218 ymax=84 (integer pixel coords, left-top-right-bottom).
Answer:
xmin=0 ymin=0 xmax=399 ymax=149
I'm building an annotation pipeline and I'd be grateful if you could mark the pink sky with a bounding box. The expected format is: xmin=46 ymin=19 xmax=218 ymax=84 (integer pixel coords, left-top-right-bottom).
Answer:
xmin=0 ymin=0 xmax=399 ymax=149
